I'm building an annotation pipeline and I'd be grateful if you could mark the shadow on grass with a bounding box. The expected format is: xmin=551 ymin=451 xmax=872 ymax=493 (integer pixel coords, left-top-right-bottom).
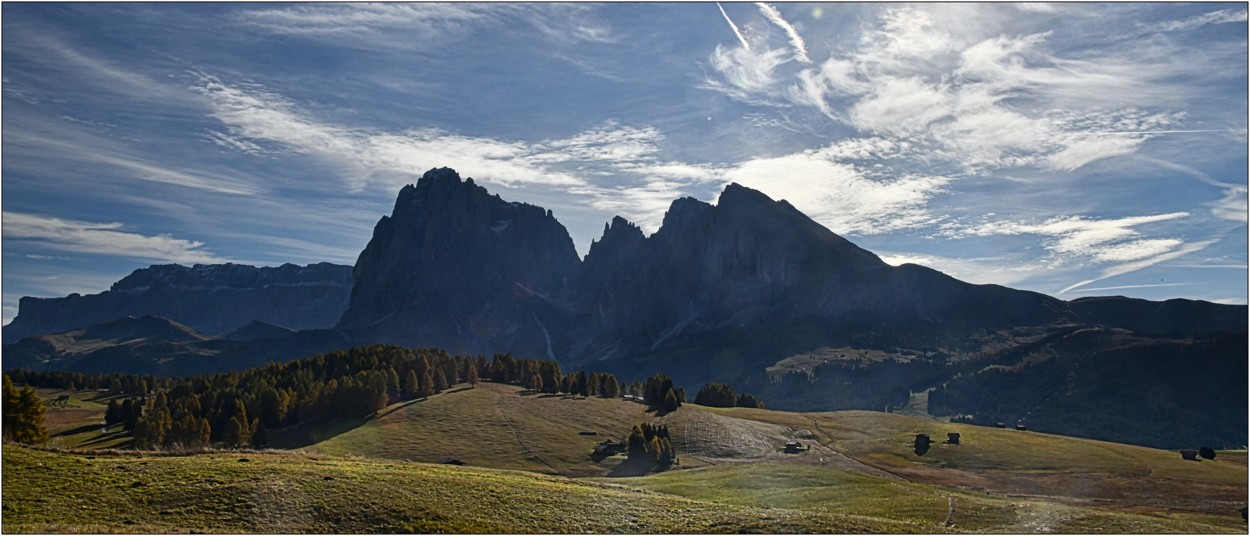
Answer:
xmin=53 ymin=424 xmax=104 ymax=437
xmin=607 ymin=458 xmax=673 ymax=477
xmin=78 ymin=432 xmax=133 ymax=449
xmin=266 ymin=390 xmax=464 ymax=449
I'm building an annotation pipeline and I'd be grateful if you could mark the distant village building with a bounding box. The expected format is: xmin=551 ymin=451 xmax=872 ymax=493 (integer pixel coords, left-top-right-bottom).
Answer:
xmin=947 ymin=432 xmax=961 ymax=445
xmin=995 ymin=422 xmax=1006 ymax=428
xmin=1180 ymin=449 xmax=1200 ymax=461
xmin=1014 ymin=424 xmax=1027 ymax=431
xmin=784 ymin=440 xmax=805 ymax=454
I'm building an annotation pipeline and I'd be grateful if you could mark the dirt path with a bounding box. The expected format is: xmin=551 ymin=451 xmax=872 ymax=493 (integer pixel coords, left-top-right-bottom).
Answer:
xmin=944 ymin=496 xmax=956 ymax=528
xmin=493 ymin=394 xmax=560 ymax=474
xmin=801 ymin=414 xmax=908 ymax=482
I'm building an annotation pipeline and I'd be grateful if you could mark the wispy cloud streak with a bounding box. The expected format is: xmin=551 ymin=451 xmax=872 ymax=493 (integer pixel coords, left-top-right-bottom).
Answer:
xmin=3 ymin=213 xmax=228 ymax=264
xmin=756 ymin=3 xmax=811 ymax=64
xmin=716 ymin=3 xmax=750 ymax=50
xmin=1059 ymin=240 xmax=1216 ymax=294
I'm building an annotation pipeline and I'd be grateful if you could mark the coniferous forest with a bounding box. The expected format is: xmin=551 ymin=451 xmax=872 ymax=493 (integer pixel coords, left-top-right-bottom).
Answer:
xmin=5 ymin=345 xmax=656 ymax=451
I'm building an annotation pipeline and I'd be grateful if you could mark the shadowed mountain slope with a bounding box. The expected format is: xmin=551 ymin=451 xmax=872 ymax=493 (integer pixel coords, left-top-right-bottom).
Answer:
xmin=3 ymin=262 xmax=352 ymax=343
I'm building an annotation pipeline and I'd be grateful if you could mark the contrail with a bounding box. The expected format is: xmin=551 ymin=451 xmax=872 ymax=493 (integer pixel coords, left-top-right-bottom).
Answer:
xmin=1069 ymin=282 xmax=1196 ymax=293
xmin=756 ymin=2 xmax=811 ymax=64
xmin=717 ymin=3 xmax=750 ymax=50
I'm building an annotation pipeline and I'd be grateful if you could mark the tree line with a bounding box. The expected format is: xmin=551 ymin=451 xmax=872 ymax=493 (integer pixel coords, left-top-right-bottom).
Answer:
xmin=5 ymin=344 xmax=675 ymax=451
xmin=692 ymin=382 xmax=764 ymax=409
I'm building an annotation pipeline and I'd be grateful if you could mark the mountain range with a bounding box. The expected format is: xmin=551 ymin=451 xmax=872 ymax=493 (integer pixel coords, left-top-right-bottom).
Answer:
xmin=4 ymin=167 xmax=1245 ymax=447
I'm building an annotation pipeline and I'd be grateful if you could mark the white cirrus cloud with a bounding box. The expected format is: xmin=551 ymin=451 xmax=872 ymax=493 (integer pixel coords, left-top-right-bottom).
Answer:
xmin=1044 ymin=134 xmax=1147 ymax=172
xmin=755 ymin=3 xmax=811 ymax=64
xmin=955 ymin=212 xmax=1191 ymax=261
xmin=703 ymin=44 xmax=791 ymax=105
xmin=193 ymin=73 xmax=585 ymax=191
xmin=233 ymin=4 xmax=495 ymax=42
xmin=1059 ymin=239 xmax=1216 ymax=294
xmin=1210 ymin=185 xmax=1249 ymax=223
xmin=3 ymin=212 xmax=227 ymax=265
xmin=877 ymin=251 xmax=1048 ymax=287
xmin=1144 ymin=8 xmax=1248 ymax=33
xmin=723 ymin=150 xmax=950 ymax=235
xmin=705 ymin=4 xmax=1202 ymax=176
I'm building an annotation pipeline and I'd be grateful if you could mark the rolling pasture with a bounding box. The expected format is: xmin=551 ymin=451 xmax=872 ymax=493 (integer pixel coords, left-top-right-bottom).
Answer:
xmin=4 ymin=382 xmax=1245 ymax=533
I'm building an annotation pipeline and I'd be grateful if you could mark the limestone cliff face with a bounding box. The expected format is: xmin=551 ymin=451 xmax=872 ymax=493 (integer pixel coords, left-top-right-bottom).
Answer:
xmin=563 ymin=182 xmax=1073 ymax=363
xmin=339 ymin=169 xmax=1243 ymax=368
xmin=336 ymin=167 xmax=580 ymax=357
xmin=3 ymin=262 xmax=352 ymax=343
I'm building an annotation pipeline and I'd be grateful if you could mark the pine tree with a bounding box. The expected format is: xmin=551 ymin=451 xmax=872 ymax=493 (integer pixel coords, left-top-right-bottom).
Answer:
xmin=528 ymin=373 xmax=544 ymax=392
xmin=663 ymin=388 xmax=680 ymax=412
xmin=251 ymin=423 xmax=268 ymax=448
xmin=105 ymin=399 xmax=123 ymax=428
xmin=419 ymin=370 xmax=435 ymax=399
xmin=197 ymin=418 xmax=212 ymax=447
xmin=575 ymin=370 xmax=589 ymax=397
xmin=3 ymin=377 xmax=48 ymax=445
xmin=433 ymin=368 xmax=449 ymax=393
xmin=466 ymin=362 xmax=480 ymax=388
xmin=404 ymin=369 xmax=421 ymax=399
xmin=589 ymin=372 xmax=601 ymax=397
xmin=386 ymin=367 xmax=402 ymax=402
xmin=223 ymin=415 xmax=251 ymax=448
xmin=603 ymin=375 xmax=621 ymax=398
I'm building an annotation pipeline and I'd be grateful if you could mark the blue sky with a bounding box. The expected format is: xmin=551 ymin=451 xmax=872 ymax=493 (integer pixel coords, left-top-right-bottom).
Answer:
xmin=3 ymin=3 xmax=1247 ymax=324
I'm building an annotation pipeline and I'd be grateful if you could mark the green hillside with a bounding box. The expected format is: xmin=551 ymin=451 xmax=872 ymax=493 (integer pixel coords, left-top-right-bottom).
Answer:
xmin=708 ymin=407 xmax=1247 ymax=516
xmin=8 ymin=381 xmax=1246 ymax=533
xmin=304 ymin=382 xmax=654 ymax=475
xmin=610 ymin=462 xmax=1242 ymax=533
xmin=1 ymin=446 xmax=903 ymax=534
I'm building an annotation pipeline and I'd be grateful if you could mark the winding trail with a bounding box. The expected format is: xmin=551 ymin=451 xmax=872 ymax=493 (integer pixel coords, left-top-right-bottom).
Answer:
xmin=494 ymin=393 xmax=560 ymax=474
xmin=801 ymin=413 xmax=909 ymax=482
xmin=944 ymin=496 xmax=956 ymax=528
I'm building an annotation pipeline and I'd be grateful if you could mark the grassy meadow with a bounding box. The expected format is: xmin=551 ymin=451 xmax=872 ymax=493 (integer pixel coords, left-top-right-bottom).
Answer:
xmin=4 ymin=382 xmax=1246 ymax=533
xmin=2 ymin=446 xmax=906 ymax=534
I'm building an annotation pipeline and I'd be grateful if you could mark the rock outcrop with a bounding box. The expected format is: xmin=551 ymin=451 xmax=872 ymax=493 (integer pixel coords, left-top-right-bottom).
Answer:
xmin=336 ymin=167 xmax=580 ymax=357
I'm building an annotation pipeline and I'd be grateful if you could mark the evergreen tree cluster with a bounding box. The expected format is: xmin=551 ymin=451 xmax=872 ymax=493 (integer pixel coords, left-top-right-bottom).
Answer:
xmin=641 ymin=374 xmax=684 ymax=412
xmin=6 ymin=370 xmax=158 ymax=398
xmin=7 ymin=344 xmax=633 ymax=451
xmin=625 ymin=422 xmax=676 ymax=470
xmin=485 ymin=352 xmax=626 ymax=400
xmin=2 ymin=374 xmax=48 ymax=445
xmin=693 ymin=382 xmax=765 ymax=409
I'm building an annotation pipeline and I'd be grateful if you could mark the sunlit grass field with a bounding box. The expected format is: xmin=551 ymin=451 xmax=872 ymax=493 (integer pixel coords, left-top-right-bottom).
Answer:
xmin=1 ymin=446 xmax=906 ymax=534
xmin=7 ymin=383 xmax=1245 ymax=533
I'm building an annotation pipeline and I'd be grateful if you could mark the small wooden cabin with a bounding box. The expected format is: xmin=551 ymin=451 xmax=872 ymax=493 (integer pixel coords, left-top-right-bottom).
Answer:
xmin=784 ymin=440 xmax=804 ymax=454
xmin=593 ymin=440 xmax=626 ymax=457
xmin=947 ymin=432 xmax=961 ymax=445
xmin=1180 ymin=449 xmax=1200 ymax=461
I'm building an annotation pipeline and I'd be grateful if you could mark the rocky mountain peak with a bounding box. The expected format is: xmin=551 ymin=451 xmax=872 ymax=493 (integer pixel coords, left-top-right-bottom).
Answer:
xmin=337 ymin=167 xmax=580 ymax=357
